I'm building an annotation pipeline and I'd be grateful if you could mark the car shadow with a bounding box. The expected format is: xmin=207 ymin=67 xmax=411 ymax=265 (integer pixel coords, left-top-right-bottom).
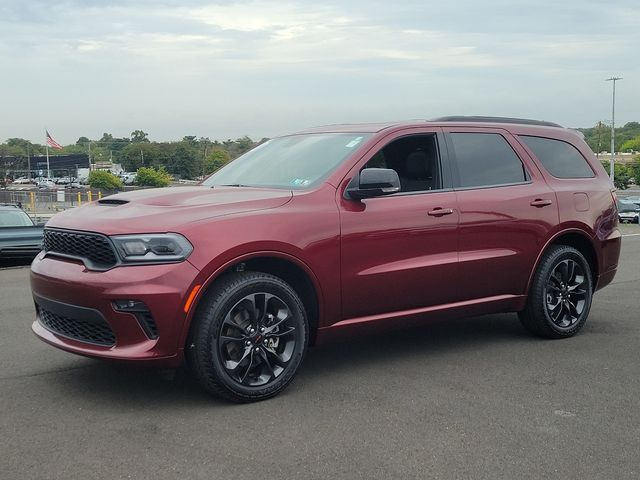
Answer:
xmin=52 ymin=313 xmax=532 ymax=406
xmin=55 ymin=362 xmax=222 ymax=407
xmin=301 ymin=312 xmax=530 ymax=377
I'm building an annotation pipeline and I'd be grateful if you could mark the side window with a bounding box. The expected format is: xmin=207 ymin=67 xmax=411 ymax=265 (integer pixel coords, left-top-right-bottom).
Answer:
xmin=449 ymin=133 xmax=528 ymax=188
xmin=361 ymin=134 xmax=442 ymax=193
xmin=519 ymin=135 xmax=594 ymax=178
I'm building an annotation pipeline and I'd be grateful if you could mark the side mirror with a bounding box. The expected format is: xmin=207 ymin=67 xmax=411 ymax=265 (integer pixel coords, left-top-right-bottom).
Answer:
xmin=346 ymin=168 xmax=401 ymax=200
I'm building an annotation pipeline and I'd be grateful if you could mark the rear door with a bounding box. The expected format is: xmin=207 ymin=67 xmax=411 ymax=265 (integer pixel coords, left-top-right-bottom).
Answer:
xmin=339 ymin=128 xmax=460 ymax=320
xmin=443 ymin=127 xmax=558 ymax=300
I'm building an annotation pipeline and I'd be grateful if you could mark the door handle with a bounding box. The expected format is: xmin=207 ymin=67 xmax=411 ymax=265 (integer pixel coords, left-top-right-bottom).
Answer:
xmin=427 ymin=207 xmax=454 ymax=217
xmin=530 ymin=199 xmax=553 ymax=208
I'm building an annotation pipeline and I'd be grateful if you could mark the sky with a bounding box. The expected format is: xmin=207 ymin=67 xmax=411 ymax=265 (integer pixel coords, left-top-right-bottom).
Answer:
xmin=1 ymin=0 xmax=638 ymax=144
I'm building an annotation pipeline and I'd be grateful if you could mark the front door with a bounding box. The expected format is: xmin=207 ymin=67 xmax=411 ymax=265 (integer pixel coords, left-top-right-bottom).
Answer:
xmin=339 ymin=129 xmax=460 ymax=320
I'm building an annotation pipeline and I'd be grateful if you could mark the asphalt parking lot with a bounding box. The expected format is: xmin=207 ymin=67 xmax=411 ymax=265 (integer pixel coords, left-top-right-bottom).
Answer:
xmin=1 ymin=226 xmax=639 ymax=480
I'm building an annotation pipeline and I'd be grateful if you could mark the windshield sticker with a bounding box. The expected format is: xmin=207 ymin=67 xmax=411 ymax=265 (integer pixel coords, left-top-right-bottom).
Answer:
xmin=290 ymin=178 xmax=310 ymax=187
xmin=345 ymin=137 xmax=363 ymax=148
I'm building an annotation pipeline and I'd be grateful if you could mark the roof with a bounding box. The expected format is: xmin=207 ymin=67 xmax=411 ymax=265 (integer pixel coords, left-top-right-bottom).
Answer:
xmin=293 ymin=122 xmax=409 ymax=134
xmin=432 ymin=116 xmax=563 ymax=128
xmin=291 ymin=116 xmax=566 ymax=135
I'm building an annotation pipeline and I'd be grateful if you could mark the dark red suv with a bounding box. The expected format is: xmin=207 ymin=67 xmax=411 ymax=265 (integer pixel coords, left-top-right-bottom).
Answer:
xmin=31 ymin=117 xmax=621 ymax=402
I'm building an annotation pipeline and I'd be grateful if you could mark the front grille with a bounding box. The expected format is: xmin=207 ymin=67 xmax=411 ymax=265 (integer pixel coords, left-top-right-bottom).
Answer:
xmin=38 ymin=307 xmax=116 ymax=346
xmin=43 ymin=229 xmax=118 ymax=269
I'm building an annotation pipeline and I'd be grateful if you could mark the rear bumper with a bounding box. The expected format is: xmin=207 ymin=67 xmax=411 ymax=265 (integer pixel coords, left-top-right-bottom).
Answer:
xmin=596 ymin=228 xmax=621 ymax=292
xmin=30 ymin=252 xmax=201 ymax=367
xmin=595 ymin=266 xmax=617 ymax=291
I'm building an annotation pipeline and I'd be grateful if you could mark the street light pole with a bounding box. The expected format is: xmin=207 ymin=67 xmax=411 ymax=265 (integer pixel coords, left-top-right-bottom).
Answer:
xmin=606 ymin=76 xmax=622 ymax=183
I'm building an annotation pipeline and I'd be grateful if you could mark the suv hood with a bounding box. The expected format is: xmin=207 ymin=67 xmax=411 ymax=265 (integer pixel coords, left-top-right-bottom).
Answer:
xmin=47 ymin=186 xmax=293 ymax=235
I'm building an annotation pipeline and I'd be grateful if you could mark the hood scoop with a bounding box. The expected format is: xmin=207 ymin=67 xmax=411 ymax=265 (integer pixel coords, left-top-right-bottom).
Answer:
xmin=98 ymin=198 xmax=129 ymax=206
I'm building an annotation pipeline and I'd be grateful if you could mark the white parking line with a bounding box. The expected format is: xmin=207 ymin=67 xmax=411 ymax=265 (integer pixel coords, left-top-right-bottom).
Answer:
xmin=623 ymin=233 xmax=640 ymax=237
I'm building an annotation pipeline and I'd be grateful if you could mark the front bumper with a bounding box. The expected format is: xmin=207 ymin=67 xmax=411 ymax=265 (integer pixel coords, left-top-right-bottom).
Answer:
xmin=618 ymin=213 xmax=639 ymax=223
xmin=30 ymin=252 xmax=201 ymax=367
xmin=0 ymin=244 xmax=41 ymax=259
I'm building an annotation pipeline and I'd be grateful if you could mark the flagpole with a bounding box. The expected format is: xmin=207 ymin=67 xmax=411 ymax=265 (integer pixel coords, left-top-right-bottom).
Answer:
xmin=46 ymin=144 xmax=50 ymax=179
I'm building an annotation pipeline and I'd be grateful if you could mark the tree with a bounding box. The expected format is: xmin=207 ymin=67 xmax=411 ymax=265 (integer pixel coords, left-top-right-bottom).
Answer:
xmin=0 ymin=143 xmax=26 ymax=157
xmin=630 ymin=156 xmax=640 ymax=185
xmin=168 ymin=142 xmax=199 ymax=179
xmin=580 ymin=121 xmax=640 ymax=154
xmin=121 ymin=142 xmax=162 ymax=171
xmin=601 ymin=160 xmax=631 ymax=190
xmin=87 ymin=170 xmax=123 ymax=190
xmin=620 ymin=136 xmax=640 ymax=153
xmin=135 ymin=166 xmax=172 ymax=187
xmin=222 ymin=136 xmax=257 ymax=159
xmin=130 ymin=130 xmax=149 ymax=143
xmin=5 ymin=138 xmax=35 ymax=156
xmin=204 ymin=149 xmax=231 ymax=175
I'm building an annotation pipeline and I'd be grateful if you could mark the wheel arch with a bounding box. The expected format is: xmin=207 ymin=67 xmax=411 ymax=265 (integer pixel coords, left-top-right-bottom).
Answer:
xmin=183 ymin=251 xmax=322 ymax=347
xmin=526 ymin=228 xmax=598 ymax=297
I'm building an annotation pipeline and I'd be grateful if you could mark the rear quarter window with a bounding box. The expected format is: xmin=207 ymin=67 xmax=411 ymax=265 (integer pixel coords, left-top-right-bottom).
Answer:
xmin=520 ymin=135 xmax=594 ymax=178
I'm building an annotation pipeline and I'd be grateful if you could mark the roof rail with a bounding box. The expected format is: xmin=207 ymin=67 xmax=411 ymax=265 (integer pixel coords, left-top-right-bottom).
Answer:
xmin=432 ymin=116 xmax=563 ymax=128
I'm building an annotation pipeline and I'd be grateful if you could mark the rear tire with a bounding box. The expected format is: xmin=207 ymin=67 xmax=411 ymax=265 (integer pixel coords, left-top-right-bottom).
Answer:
xmin=186 ymin=271 xmax=308 ymax=402
xmin=519 ymin=245 xmax=593 ymax=339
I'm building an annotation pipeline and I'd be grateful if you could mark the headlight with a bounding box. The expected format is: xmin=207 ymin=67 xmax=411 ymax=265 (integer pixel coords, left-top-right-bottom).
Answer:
xmin=111 ymin=233 xmax=193 ymax=264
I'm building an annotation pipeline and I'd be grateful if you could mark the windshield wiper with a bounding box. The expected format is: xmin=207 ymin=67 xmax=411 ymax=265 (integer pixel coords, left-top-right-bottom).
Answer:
xmin=218 ymin=183 xmax=254 ymax=187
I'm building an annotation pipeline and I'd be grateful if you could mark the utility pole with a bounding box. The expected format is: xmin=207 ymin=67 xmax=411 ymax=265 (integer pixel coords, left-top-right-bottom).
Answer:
xmin=606 ymin=77 xmax=622 ymax=183
xmin=27 ymin=146 xmax=31 ymax=180
xmin=596 ymin=121 xmax=603 ymax=159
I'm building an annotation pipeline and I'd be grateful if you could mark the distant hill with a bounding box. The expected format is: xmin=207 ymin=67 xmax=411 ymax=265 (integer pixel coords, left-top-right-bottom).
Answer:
xmin=577 ymin=122 xmax=640 ymax=154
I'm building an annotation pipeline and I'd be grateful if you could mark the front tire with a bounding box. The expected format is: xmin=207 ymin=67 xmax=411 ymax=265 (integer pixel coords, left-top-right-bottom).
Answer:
xmin=519 ymin=245 xmax=593 ymax=339
xmin=187 ymin=271 xmax=308 ymax=402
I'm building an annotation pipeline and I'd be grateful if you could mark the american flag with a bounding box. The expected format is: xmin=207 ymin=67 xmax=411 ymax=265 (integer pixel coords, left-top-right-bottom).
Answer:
xmin=46 ymin=130 xmax=63 ymax=150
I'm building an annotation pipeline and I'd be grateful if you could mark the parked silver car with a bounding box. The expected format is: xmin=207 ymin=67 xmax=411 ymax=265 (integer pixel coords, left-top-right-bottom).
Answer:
xmin=617 ymin=199 xmax=640 ymax=224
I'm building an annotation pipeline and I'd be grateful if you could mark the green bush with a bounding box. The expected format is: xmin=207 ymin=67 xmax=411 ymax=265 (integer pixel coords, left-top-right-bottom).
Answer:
xmin=600 ymin=160 xmax=631 ymax=190
xmin=630 ymin=155 xmax=640 ymax=185
xmin=87 ymin=170 xmax=123 ymax=190
xmin=135 ymin=166 xmax=172 ymax=187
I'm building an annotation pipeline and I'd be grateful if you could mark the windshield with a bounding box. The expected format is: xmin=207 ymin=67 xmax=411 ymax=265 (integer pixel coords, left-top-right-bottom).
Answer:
xmin=202 ymin=133 xmax=371 ymax=189
xmin=618 ymin=200 xmax=639 ymax=212
xmin=0 ymin=209 xmax=34 ymax=227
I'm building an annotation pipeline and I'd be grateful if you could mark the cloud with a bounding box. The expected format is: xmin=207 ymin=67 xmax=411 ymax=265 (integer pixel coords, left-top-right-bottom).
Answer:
xmin=0 ymin=0 xmax=637 ymax=142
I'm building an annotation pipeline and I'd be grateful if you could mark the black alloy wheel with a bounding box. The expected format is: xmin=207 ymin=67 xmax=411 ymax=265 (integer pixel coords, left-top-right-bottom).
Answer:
xmin=519 ymin=245 xmax=593 ymax=339
xmin=187 ymin=271 xmax=308 ymax=402
xmin=217 ymin=292 xmax=298 ymax=387
xmin=544 ymin=259 xmax=589 ymax=330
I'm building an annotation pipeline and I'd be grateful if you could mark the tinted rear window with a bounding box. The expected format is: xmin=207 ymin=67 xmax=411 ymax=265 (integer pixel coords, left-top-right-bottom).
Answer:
xmin=450 ymin=133 xmax=528 ymax=188
xmin=520 ymin=135 xmax=594 ymax=178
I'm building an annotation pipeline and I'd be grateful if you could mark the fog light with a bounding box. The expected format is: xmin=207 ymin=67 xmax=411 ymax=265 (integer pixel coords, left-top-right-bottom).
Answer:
xmin=113 ymin=300 xmax=149 ymax=312
xmin=112 ymin=300 xmax=158 ymax=339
